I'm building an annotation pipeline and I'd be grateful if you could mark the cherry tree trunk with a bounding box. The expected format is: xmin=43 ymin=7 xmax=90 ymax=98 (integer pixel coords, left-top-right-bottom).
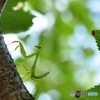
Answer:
xmin=0 ymin=29 xmax=35 ymax=100
xmin=0 ymin=0 xmax=34 ymax=99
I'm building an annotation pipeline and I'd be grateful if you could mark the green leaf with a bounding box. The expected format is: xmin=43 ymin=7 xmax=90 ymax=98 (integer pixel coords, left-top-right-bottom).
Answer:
xmin=78 ymin=85 xmax=100 ymax=100
xmin=0 ymin=0 xmax=33 ymax=33
xmin=91 ymin=30 xmax=100 ymax=51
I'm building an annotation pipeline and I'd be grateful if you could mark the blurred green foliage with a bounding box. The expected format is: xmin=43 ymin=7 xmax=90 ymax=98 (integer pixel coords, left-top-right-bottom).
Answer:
xmin=2 ymin=0 xmax=100 ymax=100
xmin=0 ymin=0 xmax=33 ymax=33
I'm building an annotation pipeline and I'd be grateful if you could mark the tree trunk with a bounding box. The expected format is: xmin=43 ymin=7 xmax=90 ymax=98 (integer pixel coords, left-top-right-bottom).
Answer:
xmin=0 ymin=29 xmax=35 ymax=100
xmin=0 ymin=1 xmax=35 ymax=99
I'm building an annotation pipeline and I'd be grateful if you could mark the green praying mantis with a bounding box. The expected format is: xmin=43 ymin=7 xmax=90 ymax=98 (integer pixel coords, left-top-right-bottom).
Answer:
xmin=12 ymin=41 xmax=49 ymax=80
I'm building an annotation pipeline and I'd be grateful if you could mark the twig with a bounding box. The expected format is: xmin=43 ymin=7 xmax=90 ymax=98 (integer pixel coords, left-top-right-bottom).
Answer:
xmin=0 ymin=0 xmax=8 ymax=17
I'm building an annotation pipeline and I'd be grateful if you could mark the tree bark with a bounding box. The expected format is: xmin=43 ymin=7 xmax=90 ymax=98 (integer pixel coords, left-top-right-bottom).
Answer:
xmin=0 ymin=29 xmax=35 ymax=100
xmin=0 ymin=1 xmax=34 ymax=99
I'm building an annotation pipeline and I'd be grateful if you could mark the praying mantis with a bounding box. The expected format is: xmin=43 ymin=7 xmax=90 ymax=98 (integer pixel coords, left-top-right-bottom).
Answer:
xmin=12 ymin=41 xmax=49 ymax=80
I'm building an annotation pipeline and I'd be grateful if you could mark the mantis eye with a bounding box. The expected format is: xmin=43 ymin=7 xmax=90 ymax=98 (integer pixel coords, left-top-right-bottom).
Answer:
xmin=35 ymin=45 xmax=41 ymax=49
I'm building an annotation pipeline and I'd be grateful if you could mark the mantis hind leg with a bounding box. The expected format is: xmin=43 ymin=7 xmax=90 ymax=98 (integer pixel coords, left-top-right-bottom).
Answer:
xmin=32 ymin=71 xmax=50 ymax=79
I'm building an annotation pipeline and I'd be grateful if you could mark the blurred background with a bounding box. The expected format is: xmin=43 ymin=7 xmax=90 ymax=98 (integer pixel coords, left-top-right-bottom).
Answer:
xmin=1 ymin=0 xmax=100 ymax=100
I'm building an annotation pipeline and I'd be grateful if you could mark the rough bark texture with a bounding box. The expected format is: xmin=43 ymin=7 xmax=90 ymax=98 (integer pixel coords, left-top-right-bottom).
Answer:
xmin=0 ymin=29 xmax=35 ymax=100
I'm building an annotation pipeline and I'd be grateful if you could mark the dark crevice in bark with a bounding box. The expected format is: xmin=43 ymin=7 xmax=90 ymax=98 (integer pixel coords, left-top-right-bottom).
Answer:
xmin=0 ymin=30 xmax=35 ymax=100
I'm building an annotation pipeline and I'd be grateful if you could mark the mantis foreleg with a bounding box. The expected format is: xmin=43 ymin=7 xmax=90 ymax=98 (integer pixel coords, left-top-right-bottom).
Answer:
xmin=30 ymin=46 xmax=49 ymax=79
